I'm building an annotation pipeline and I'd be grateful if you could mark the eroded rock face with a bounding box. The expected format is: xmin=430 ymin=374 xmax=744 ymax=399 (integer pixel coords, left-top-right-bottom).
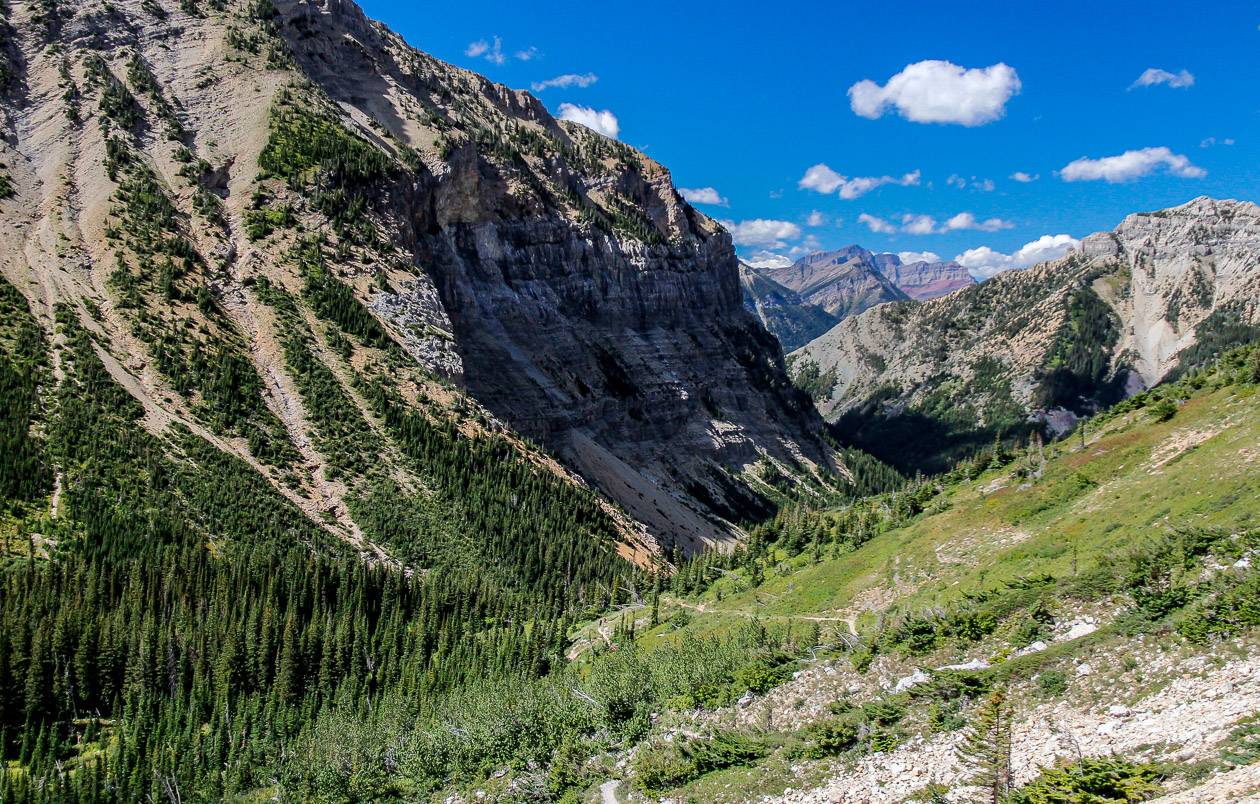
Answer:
xmin=0 ymin=0 xmax=838 ymax=557
xmin=276 ymin=0 xmax=838 ymax=549
xmin=738 ymin=263 xmax=839 ymax=352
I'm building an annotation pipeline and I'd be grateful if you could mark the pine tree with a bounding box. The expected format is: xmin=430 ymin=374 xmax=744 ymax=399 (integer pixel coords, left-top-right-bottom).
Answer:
xmin=955 ymin=689 xmax=1013 ymax=803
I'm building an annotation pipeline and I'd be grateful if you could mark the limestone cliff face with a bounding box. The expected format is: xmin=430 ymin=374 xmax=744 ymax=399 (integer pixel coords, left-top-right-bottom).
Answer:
xmin=0 ymin=0 xmax=837 ymax=555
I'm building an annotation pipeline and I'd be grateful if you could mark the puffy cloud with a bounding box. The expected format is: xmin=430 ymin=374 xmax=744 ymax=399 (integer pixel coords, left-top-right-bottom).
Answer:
xmin=557 ymin=103 xmax=620 ymax=139
xmin=465 ymin=36 xmax=506 ymax=66
xmin=943 ymin=212 xmax=1013 ymax=232
xmin=798 ymin=163 xmax=920 ymax=199
xmin=679 ymin=186 xmax=728 ymax=206
xmin=955 ymin=234 xmax=1079 ymax=280
xmin=514 ymin=47 xmax=539 ymax=61
xmin=531 ymin=73 xmax=598 ymax=91
xmin=806 ymin=210 xmax=827 ymax=227
xmin=1200 ymin=137 xmax=1235 ymax=148
xmin=895 ymin=250 xmax=942 ymax=264
xmin=1130 ymin=68 xmax=1195 ymax=89
xmin=900 ymin=214 xmax=938 ymax=235
xmin=1060 ymin=147 xmax=1205 ymax=182
xmin=718 ymin=218 xmax=803 ymax=248
xmin=848 ymin=60 xmax=1021 ymax=126
xmin=858 ymin=213 xmax=897 ymax=234
xmin=744 ymin=251 xmax=794 ymax=270
xmin=1011 ymin=171 xmax=1039 ymax=182
xmin=883 ymin=212 xmax=1015 ymax=235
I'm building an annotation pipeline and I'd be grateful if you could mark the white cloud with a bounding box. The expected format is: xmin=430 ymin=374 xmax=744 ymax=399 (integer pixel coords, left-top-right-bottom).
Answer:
xmin=1130 ymin=68 xmax=1195 ymax=89
xmin=1200 ymin=137 xmax=1235 ymax=148
xmin=744 ymin=251 xmax=794 ymax=270
xmin=557 ymin=103 xmax=620 ymax=139
xmin=718 ymin=218 xmax=803 ymax=248
xmin=955 ymin=234 xmax=1079 ymax=280
xmin=895 ymin=250 xmax=941 ymax=264
xmin=531 ymin=73 xmax=598 ymax=92
xmin=1060 ymin=147 xmax=1205 ymax=182
xmin=1011 ymin=171 xmax=1039 ymax=182
xmin=848 ymin=60 xmax=1021 ymax=126
xmin=948 ymin=174 xmax=995 ymax=192
xmin=900 ymin=213 xmax=938 ymax=235
xmin=798 ymin=163 xmax=920 ymax=199
xmin=679 ymin=186 xmax=728 ymax=206
xmin=880 ymin=211 xmax=1015 ymax=235
xmin=858 ymin=213 xmax=897 ymax=234
xmin=465 ymin=36 xmax=506 ymax=66
xmin=943 ymin=212 xmax=1013 ymax=232
xmin=514 ymin=47 xmax=539 ymax=62
xmin=806 ymin=210 xmax=827 ymax=227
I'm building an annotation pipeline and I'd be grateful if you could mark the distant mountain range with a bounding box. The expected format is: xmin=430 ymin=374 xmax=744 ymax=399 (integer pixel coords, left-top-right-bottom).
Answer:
xmin=792 ymin=197 xmax=1260 ymax=472
xmin=740 ymin=247 xmax=974 ymax=350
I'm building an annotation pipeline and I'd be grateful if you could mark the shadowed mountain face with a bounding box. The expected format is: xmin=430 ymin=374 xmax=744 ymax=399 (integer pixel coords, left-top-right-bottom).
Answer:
xmin=0 ymin=0 xmax=841 ymax=556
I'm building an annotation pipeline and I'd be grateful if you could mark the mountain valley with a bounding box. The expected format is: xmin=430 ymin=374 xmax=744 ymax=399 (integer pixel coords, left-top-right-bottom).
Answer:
xmin=0 ymin=0 xmax=1258 ymax=802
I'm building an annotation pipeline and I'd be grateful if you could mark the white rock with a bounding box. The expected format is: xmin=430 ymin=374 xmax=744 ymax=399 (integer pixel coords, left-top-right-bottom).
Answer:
xmin=1076 ymin=662 xmax=1093 ymax=676
xmin=1017 ymin=640 xmax=1049 ymax=656
xmin=939 ymin=658 xmax=990 ymax=671
xmin=1063 ymin=619 xmax=1099 ymax=640
xmin=893 ymin=669 xmax=931 ymax=693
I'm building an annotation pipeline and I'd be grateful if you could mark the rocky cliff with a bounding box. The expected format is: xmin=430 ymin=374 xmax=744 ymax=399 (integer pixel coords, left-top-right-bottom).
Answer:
xmin=794 ymin=197 xmax=1260 ymax=472
xmin=0 ymin=0 xmax=840 ymax=556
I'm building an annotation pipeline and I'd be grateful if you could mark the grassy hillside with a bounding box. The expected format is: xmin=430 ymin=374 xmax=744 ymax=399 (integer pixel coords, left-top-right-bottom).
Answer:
xmin=550 ymin=344 xmax=1260 ymax=803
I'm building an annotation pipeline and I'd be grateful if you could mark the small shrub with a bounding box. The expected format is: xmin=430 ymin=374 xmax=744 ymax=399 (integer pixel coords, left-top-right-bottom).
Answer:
xmin=1148 ymin=398 xmax=1177 ymax=422
xmin=1036 ymin=669 xmax=1069 ymax=697
xmin=1007 ymin=755 xmax=1163 ymax=803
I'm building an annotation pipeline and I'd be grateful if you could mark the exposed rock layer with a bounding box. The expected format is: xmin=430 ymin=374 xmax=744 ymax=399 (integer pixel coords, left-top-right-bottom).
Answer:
xmin=0 ymin=0 xmax=838 ymax=555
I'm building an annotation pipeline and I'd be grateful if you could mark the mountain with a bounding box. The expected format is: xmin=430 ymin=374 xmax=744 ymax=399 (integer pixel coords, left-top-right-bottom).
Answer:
xmin=0 ymin=0 xmax=842 ymax=558
xmin=738 ymin=263 xmax=839 ymax=352
xmin=793 ymin=197 xmax=1260 ymax=472
xmin=877 ymin=256 xmax=974 ymax=300
xmin=741 ymin=248 xmax=972 ymax=344
xmin=763 ymin=246 xmax=910 ymax=320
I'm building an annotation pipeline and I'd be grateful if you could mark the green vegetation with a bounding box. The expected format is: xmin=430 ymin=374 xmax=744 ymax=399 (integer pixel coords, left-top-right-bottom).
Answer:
xmin=258 ymin=88 xmax=392 ymax=243
xmin=0 ymin=278 xmax=51 ymax=506
xmin=1034 ymin=286 xmax=1126 ymax=413
xmin=788 ymin=355 xmax=838 ymax=402
xmin=633 ymin=731 xmax=771 ymax=793
xmin=1007 ymin=756 xmax=1164 ymax=803
xmin=834 ymin=355 xmax=1034 ymax=474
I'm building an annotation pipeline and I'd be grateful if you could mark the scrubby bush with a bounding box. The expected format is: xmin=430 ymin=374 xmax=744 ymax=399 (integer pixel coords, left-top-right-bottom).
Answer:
xmin=1007 ymin=755 xmax=1163 ymax=803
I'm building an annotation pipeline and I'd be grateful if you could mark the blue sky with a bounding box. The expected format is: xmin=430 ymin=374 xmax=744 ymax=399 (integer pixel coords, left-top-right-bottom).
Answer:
xmin=360 ymin=0 xmax=1259 ymax=276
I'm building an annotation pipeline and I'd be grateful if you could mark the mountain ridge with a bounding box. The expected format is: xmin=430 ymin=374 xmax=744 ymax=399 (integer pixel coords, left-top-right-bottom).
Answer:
xmin=0 ymin=0 xmax=844 ymax=556
xmin=795 ymin=196 xmax=1260 ymax=471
